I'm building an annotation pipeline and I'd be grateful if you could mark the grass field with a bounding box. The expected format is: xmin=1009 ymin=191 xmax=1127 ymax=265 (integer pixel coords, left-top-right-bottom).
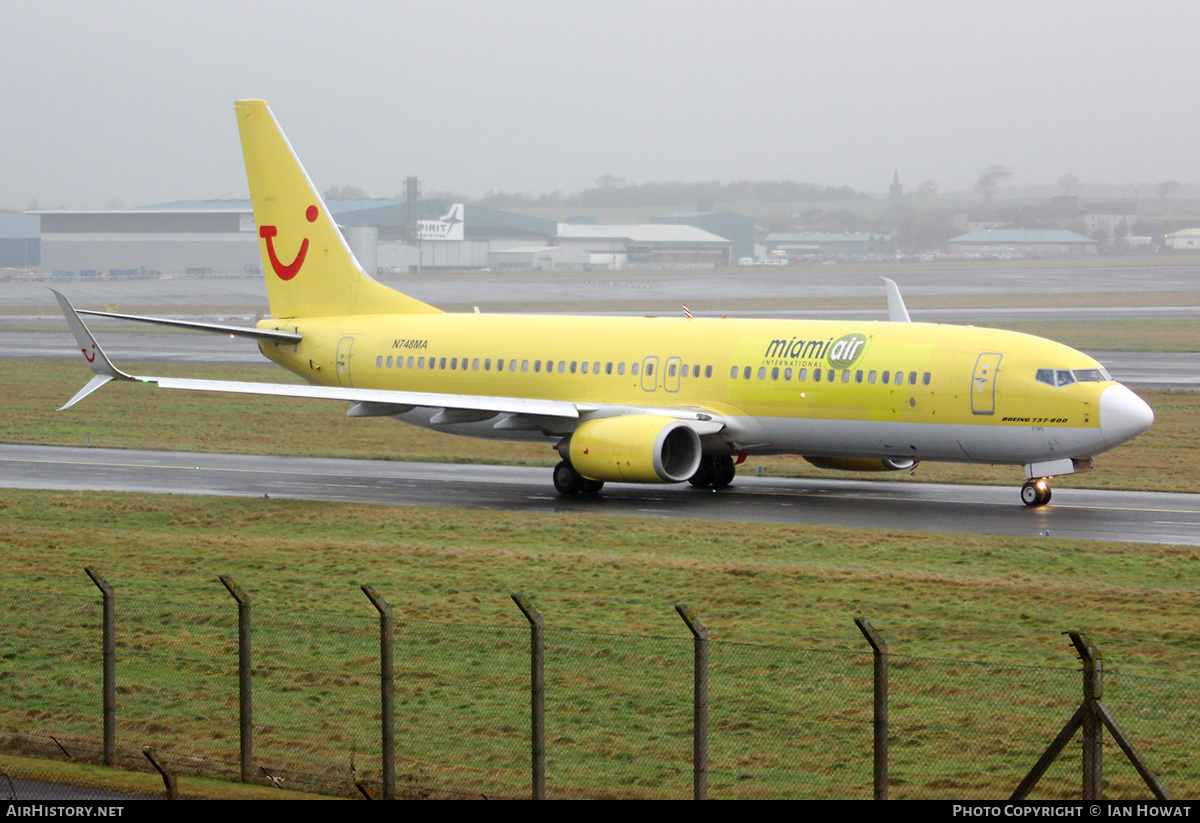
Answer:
xmin=1 ymin=490 xmax=1198 ymax=799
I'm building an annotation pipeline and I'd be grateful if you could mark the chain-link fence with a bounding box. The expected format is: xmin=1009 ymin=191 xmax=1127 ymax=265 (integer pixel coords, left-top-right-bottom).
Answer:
xmin=1 ymin=578 xmax=1196 ymax=800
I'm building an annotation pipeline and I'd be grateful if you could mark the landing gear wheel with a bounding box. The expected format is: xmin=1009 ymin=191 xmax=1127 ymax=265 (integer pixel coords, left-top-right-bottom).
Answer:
xmin=553 ymin=460 xmax=586 ymax=495
xmin=712 ymin=455 xmax=736 ymax=489
xmin=580 ymin=478 xmax=605 ymax=495
xmin=1021 ymin=479 xmax=1052 ymax=507
xmin=689 ymin=455 xmax=736 ymax=490
xmin=688 ymin=458 xmax=715 ymax=488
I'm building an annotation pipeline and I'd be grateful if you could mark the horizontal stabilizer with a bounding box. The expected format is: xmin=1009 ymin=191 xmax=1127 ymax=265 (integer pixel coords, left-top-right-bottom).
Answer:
xmin=78 ymin=309 xmax=301 ymax=343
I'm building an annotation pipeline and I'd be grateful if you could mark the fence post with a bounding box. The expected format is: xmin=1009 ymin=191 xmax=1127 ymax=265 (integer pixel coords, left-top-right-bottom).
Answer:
xmin=84 ymin=567 xmax=115 ymax=766
xmin=218 ymin=575 xmax=253 ymax=783
xmin=675 ymin=604 xmax=707 ymax=801
xmin=1068 ymin=631 xmax=1103 ymax=800
xmin=854 ymin=617 xmax=889 ymax=800
xmin=361 ymin=586 xmax=394 ymax=800
xmin=511 ymin=593 xmax=545 ymax=800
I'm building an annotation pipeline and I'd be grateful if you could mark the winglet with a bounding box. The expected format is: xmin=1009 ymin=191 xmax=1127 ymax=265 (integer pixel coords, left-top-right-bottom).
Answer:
xmin=881 ymin=277 xmax=911 ymax=323
xmin=51 ymin=289 xmax=134 ymax=409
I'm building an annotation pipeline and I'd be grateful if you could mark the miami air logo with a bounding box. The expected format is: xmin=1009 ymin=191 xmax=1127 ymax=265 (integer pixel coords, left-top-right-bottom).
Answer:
xmin=259 ymin=205 xmax=318 ymax=281
xmin=827 ymin=332 xmax=869 ymax=369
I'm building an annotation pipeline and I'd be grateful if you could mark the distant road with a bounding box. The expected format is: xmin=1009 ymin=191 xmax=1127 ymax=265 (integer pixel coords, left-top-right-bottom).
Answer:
xmin=4 ymin=263 xmax=1200 ymax=309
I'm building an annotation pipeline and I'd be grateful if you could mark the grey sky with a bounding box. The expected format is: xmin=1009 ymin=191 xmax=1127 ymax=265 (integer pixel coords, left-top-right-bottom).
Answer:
xmin=4 ymin=0 xmax=1198 ymax=210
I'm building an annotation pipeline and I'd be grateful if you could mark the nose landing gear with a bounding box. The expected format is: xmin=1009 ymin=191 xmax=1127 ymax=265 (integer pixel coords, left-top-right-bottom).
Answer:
xmin=1021 ymin=478 xmax=1052 ymax=507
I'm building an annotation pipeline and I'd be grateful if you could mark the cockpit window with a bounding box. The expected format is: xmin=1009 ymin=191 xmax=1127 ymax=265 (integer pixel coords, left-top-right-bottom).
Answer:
xmin=1036 ymin=367 xmax=1112 ymax=386
xmin=1073 ymin=368 xmax=1109 ymax=382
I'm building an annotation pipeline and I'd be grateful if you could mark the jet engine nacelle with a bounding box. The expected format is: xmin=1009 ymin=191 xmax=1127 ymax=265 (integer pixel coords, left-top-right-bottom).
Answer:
xmin=567 ymin=415 xmax=703 ymax=483
xmin=804 ymin=456 xmax=917 ymax=472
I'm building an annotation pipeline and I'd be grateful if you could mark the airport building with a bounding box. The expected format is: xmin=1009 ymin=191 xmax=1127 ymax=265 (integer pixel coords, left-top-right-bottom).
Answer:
xmin=29 ymin=200 xmax=732 ymax=276
xmin=945 ymin=229 xmax=1098 ymax=257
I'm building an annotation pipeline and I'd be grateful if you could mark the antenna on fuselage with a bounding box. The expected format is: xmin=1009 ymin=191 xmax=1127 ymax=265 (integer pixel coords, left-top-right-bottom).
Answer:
xmin=882 ymin=277 xmax=911 ymax=323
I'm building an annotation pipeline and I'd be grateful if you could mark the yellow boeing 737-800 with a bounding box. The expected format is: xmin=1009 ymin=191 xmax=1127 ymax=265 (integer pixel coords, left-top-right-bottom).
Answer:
xmin=55 ymin=99 xmax=1154 ymax=507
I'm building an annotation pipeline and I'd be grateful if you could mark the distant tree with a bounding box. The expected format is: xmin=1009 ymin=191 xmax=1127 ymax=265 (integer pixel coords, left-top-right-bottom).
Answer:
xmin=1156 ymin=181 xmax=1182 ymax=200
xmin=915 ymin=180 xmax=939 ymax=200
xmin=594 ymin=174 xmax=626 ymax=189
xmin=323 ymin=185 xmax=368 ymax=200
xmin=1058 ymin=174 xmax=1080 ymax=196
xmin=974 ymin=165 xmax=1012 ymax=203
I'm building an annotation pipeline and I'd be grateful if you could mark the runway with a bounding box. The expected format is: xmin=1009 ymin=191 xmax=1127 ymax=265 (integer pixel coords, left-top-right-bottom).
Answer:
xmin=3 ymin=444 xmax=1198 ymax=546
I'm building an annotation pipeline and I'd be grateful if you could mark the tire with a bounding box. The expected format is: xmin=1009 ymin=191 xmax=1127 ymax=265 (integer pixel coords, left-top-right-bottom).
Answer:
xmin=553 ymin=460 xmax=586 ymax=495
xmin=580 ymin=478 xmax=605 ymax=495
xmin=688 ymin=457 xmax=715 ymax=488
xmin=711 ymin=455 xmax=736 ymax=489
xmin=1021 ymin=480 xmax=1050 ymax=507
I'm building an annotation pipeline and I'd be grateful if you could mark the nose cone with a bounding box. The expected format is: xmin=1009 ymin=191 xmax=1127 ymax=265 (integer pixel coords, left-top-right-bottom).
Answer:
xmin=1100 ymin=384 xmax=1154 ymax=447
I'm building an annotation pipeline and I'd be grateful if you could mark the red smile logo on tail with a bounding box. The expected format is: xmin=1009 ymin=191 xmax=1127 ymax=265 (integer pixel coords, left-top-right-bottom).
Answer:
xmin=260 ymin=205 xmax=319 ymax=280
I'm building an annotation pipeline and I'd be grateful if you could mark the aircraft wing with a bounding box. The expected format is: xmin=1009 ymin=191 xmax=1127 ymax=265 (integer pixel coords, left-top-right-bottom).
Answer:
xmin=52 ymin=290 xmax=726 ymax=433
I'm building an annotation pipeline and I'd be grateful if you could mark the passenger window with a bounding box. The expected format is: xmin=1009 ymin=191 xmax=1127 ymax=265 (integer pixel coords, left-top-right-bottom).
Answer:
xmin=618 ymin=363 xmax=626 ymax=375
xmin=909 ymin=371 xmax=917 ymax=385
xmin=705 ymin=366 xmax=712 ymax=378
xmin=472 ymin=358 xmax=480 ymax=370
xmin=730 ymin=366 xmax=738 ymax=379
xmin=923 ymin=372 xmax=931 ymax=385
xmin=407 ymin=357 xmax=415 ymax=368
xmin=570 ymin=361 xmax=577 ymax=374
xmin=646 ymin=363 xmax=654 ymax=376
xmin=632 ymin=363 xmax=640 ymax=376
xmin=496 ymin=359 xmax=504 ymax=371
xmin=668 ymin=363 xmax=677 ymax=377
xmin=376 ymin=356 xmax=383 ymax=368
xmin=582 ymin=362 xmax=589 ymax=374
xmin=813 ymin=369 xmax=821 ymax=382
xmin=841 ymin=370 xmax=850 ymax=383
xmin=771 ymin=367 xmax=779 ymax=380
xmin=758 ymin=367 xmax=767 ymax=380
xmin=594 ymin=361 xmax=600 ymax=374
xmin=534 ymin=360 xmax=541 ymax=373
xmin=418 ymin=357 xmax=426 ymax=368
xmin=605 ymin=362 xmax=613 ymax=375
xmin=440 ymin=357 xmax=446 ymax=369
xmin=855 ymin=370 xmax=863 ymax=383
xmin=522 ymin=360 xmax=529 ymax=372
xmin=744 ymin=366 xmax=752 ymax=380
xmin=882 ymin=371 xmax=889 ymax=385
xmin=784 ymin=368 xmax=792 ymax=380
xmin=868 ymin=370 xmax=876 ymax=384
xmin=797 ymin=368 xmax=807 ymax=381
xmin=558 ymin=361 xmax=566 ymax=373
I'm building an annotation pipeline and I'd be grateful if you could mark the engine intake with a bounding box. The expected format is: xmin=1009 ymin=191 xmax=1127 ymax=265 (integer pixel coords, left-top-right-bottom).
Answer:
xmin=567 ymin=415 xmax=702 ymax=483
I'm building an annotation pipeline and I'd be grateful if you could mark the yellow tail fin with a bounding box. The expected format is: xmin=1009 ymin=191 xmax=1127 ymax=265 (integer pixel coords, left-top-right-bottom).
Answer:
xmin=235 ymin=99 xmax=440 ymax=319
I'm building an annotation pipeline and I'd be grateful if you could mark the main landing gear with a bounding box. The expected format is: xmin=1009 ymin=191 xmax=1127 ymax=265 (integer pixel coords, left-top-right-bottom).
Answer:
xmin=553 ymin=460 xmax=605 ymax=496
xmin=688 ymin=454 xmax=736 ymax=490
xmin=1021 ymin=478 xmax=1052 ymax=507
